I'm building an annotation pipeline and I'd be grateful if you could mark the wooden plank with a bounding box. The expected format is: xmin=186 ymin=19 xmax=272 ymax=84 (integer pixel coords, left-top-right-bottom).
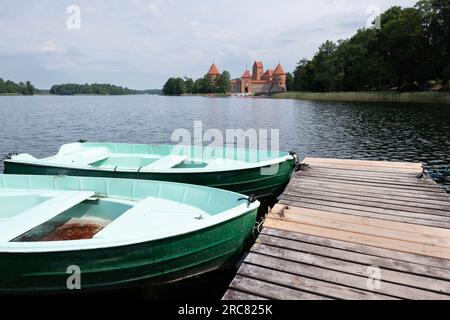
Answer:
xmin=299 ymin=171 xmax=440 ymax=188
xmin=268 ymin=210 xmax=450 ymax=248
xmin=238 ymin=263 xmax=394 ymax=300
xmin=222 ymin=290 xmax=267 ymax=300
xmin=258 ymin=233 xmax=450 ymax=281
xmin=271 ymin=206 xmax=450 ymax=239
xmin=264 ymin=218 xmax=450 ymax=260
xmin=252 ymin=243 xmax=450 ymax=295
xmin=302 ymin=165 xmax=424 ymax=177
xmin=283 ymin=187 xmax=450 ymax=211
xmin=229 ymin=275 xmax=328 ymax=300
xmin=302 ymin=163 xmax=424 ymax=174
xmin=289 ymin=179 xmax=450 ymax=200
xmin=304 ymin=158 xmax=423 ymax=171
xmin=278 ymin=199 xmax=450 ymax=229
xmin=280 ymin=192 xmax=450 ymax=216
xmin=246 ymin=252 xmax=447 ymax=299
xmin=304 ymin=166 xmax=423 ymax=178
xmin=279 ymin=195 xmax=450 ymax=221
xmin=298 ymin=176 xmax=445 ymax=193
xmin=262 ymin=228 xmax=450 ymax=270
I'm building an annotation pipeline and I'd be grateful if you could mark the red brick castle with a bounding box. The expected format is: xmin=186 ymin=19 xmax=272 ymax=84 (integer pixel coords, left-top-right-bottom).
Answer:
xmin=207 ymin=61 xmax=287 ymax=95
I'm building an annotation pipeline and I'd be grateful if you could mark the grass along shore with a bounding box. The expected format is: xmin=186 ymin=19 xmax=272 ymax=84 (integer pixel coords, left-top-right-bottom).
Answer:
xmin=273 ymin=91 xmax=450 ymax=104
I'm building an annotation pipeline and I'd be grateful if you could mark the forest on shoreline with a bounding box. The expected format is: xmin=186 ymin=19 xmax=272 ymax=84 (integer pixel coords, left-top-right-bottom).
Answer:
xmin=293 ymin=0 xmax=450 ymax=92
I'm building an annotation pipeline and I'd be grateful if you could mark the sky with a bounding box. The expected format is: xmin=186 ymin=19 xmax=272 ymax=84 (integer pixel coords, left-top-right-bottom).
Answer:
xmin=0 ymin=0 xmax=417 ymax=89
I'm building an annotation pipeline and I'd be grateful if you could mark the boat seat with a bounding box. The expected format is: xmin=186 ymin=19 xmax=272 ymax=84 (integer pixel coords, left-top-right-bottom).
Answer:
xmin=0 ymin=191 xmax=95 ymax=242
xmin=139 ymin=155 xmax=189 ymax=172
xmin=47 ymin=148 xmax=110 ymax=166
xmin=94 ymin=196 xmax=207 ymax=239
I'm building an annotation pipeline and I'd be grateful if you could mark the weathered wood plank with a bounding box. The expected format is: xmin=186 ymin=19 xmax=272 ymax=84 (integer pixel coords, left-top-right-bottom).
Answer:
xmin=303 ymin=158 xmax=423 ymax=171
xmin=264 ymin=218 xmax=450 ymax=260
xmin=270 ymin=206 xmax=450 ymax=239
xmin=251 ymin=243 xmax=450 ymax=295
xmin=257 ymin=233 xmax=450 ymax=281
xmin=222 ymin=290 xmax=268 ymax=301
xmin=278 ymin=199 xmax=450 ymax=229
xmin=279 ymin=196 xmax=450 ymax=221
xmin=289 ymin=179 xmax=450 ymax=200
xmin=298 ymin=176 xmax=446 ymax=193
xmin=229 ymin=275 xmax=328 ymax=300
xmin=282 ymin=188 xmax=450 ymax=211
xmin=262 ymin=228 xmax=450 ymax=270
xmin=282 ymin=191 xmax=450 ymax=216
xmin=246 ymin=252 xmax=448 ymax=300
xmin=238 ymin=263 xmax=394 ymax=300
xmin=268 ymin=211 xmax=450 ymax=248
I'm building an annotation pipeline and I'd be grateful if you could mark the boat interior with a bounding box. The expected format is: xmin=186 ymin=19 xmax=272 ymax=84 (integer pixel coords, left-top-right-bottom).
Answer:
xmin=0 ymin=175 xmax=257 ymax=250
xmin=8 ymin=142 xmax=291 ymax=172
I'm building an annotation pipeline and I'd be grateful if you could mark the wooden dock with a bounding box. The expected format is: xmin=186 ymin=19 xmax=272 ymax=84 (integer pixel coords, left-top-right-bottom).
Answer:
xmin=223 ymin=158 xmax=450 ymax=300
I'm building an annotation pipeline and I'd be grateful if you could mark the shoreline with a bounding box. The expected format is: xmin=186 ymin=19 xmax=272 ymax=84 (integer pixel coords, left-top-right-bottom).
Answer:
xmin=272 ymin=91 xmax=450 ymax=104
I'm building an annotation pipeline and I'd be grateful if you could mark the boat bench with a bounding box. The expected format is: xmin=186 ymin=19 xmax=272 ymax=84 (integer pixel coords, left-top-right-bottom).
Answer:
xmin=0 ymin=191 xmax=95 ymax=242
xmin=139 ymin=155 xmax=189 ymax=172
xmin=47 ymin=148 xmax=110 ymax=166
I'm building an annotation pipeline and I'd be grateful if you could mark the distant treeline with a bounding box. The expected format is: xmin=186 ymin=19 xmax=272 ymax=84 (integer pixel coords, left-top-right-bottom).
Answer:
xmin=293 ymin=0 xmax=450 ymax=92
xmin=162 ymin=71 xmax=231 ymax=96
xmin=49 ymin=83 xmax=158 ymax=95
xmin=0 ymin=78 xmax=38 ymax=95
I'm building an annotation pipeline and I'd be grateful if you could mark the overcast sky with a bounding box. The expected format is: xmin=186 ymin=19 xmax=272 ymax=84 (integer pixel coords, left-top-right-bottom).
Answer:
xmin=0 ymin=0 xmax=417 ymax=89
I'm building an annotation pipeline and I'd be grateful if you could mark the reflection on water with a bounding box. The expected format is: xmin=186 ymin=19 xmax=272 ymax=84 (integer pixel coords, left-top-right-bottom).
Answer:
xmin=0 ymin=95 xmax=449 ymax=298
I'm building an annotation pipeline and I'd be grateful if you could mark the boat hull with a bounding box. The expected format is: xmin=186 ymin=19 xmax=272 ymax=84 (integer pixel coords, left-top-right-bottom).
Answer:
xmin=4 ymin=159 xmax=296 ymax=198
xmin=0 ymin=209 xmax=257 ymax=293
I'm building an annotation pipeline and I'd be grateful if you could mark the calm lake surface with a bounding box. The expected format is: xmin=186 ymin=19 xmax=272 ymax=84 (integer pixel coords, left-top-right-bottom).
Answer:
xmin=1 ymin=95 xmax=449 ymax=171
xmin=0 ymin=95 xmax=449 ymax=299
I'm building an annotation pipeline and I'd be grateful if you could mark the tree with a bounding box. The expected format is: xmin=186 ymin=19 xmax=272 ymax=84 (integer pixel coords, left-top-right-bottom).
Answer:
xmin=285 ymin=73 xmax=294 ymax=91
xmin=215 ymin=71 xmax=231 ymax=93
xmin=162 ymin=78 xmax=186 ymax=95
xmin=0 ymin=78 xmax=6 ymax=94
xmin=184 ymin=77 xmax=194 ymax=94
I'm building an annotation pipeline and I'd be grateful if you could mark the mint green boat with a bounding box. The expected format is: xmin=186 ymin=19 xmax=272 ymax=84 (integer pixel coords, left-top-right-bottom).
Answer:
xmin=4 ymin=142 xmax=299 ymax=198
xmin=0 ymin=174 xmax=259 ymax=293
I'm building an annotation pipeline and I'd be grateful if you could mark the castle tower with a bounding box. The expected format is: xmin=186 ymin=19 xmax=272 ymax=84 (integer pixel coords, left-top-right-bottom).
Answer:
xmin=252 ymin=61 xmax=264 ymax=81
xmin=240 ymin=69 xmax=252 ymax=94
xmin=207 ymin=63 xmax=220 ymax=79
xmin=272 ymin=63 xmax=286 ymax=92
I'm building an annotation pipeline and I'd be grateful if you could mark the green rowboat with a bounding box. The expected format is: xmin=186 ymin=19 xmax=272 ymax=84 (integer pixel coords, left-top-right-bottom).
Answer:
xmin=0 ymin=174 xmax=259 ymax=293
xmin=4 ymin=142 xmax=299 ymax=198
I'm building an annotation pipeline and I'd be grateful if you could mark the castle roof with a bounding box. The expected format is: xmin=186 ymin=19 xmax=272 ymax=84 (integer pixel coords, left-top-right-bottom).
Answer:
xmin=241 ymin=70 xmax=252 ymax=78
xmin=262 ymin=69 xmax=274 ymax=78
xmin=207 ymin=63 xmax=220 ymax=76
xmin=273 ymin=63 xmax=286 ymax=75
xmin=254 ymin=61 xmax=264 ymax=68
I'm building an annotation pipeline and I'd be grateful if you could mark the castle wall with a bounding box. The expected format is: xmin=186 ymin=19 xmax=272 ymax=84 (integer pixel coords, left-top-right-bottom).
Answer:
xmin=251 ymin=82 xmax=273 ymax=94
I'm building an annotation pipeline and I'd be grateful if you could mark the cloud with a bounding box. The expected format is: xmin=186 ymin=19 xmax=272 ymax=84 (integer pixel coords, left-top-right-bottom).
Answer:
xmin=0 ymin=0 xmax=418 ymax=89
xmin=34 ymin=40 xmax=60 ymax=53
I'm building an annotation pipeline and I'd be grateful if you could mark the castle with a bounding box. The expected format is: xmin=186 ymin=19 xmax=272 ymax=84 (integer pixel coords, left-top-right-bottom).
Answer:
xmin=207 ymin=61 xmax=287 ymax=95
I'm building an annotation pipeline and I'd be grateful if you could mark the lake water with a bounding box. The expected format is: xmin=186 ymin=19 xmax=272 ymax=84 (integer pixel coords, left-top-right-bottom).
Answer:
xmin=1 ymin=95 xmax=449 ymax=172
xmin=0 ymin=95 xmax=449 ymax=298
